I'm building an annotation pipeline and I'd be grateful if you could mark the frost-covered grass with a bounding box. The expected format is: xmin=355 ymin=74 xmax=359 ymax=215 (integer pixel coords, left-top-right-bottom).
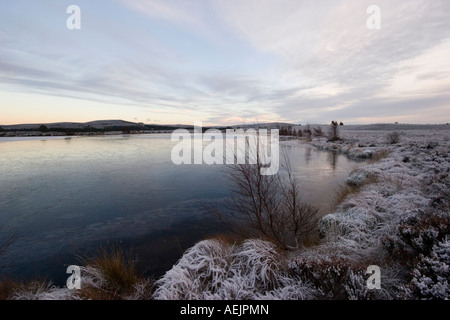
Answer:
xmin=1 ymin=125 xmax=449 ymax=299
xmin=154 ymin=125 xmax=449 ymax=300
xmin=153 ymin=239 xmax=317 ymax=300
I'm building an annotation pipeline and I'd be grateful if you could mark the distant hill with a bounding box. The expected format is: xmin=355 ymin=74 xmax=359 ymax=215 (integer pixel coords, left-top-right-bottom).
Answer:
xmin=0 ymin=120 xmax=189 ymax=132
xmin=0 ymin=120 xmax=298 ymax=132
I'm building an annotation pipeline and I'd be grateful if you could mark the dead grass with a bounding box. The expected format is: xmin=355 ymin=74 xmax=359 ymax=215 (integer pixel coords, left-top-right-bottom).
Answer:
xmin=0 ymin=279 xmax=21 ymax=300
xmin=205 ymin=233 xmax=246 ymax=246
xmin=382 ymin=172 xmax=406 ymax=190
xmin=78 ymin=244 xmax=140 ymax=300
xmin=368 ymin=149 xmax=391 ymax=164
xmin=333 ymin=173 xmax=379 ymax=209
xmin=333 ymin=184 xmax=360 ymax=209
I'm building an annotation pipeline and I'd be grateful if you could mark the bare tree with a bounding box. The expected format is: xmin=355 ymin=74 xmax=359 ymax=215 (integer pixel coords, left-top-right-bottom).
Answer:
xmin=216 ymin=134 xmax=318 ymax=250
xmin=328 ymin=121 xmax=340 ymax=141
xmin=303 ymin=124 xmax=312 ymax=140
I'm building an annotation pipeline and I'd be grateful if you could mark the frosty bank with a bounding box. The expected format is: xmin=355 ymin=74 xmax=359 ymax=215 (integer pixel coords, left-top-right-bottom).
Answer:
xmin=171 ymin=122 xmax=279 ymax=176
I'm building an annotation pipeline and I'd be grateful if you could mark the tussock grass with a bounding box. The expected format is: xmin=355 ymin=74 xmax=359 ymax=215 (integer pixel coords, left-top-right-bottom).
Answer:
xmin=89 ymin=245 xmax=137 ymax=292
xmin=78 ymin=244 xmax=152 ymax=300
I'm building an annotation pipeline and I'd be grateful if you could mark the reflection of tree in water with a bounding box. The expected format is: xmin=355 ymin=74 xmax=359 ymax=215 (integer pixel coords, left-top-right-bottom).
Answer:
xmin=304 ymin=147 xmax=312 ymax=164
xmin=328 ymin=151 xmax=338 ymax=170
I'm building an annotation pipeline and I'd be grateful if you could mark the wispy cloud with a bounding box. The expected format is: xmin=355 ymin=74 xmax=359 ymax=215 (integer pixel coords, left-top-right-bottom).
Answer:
xmin=0 ymin=0 xmax=449 ymax=125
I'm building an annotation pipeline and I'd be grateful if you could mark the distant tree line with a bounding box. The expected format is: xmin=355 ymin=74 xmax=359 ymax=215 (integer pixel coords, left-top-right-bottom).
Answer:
xmin=278 ymin=121 xmax=343 ymax=139
xmin=2 ymin=124 xmax=185 ymax=134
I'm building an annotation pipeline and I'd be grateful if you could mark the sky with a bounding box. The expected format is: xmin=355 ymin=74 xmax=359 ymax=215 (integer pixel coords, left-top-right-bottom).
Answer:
xmin=0 ymin=0 xmax=449 ymax=126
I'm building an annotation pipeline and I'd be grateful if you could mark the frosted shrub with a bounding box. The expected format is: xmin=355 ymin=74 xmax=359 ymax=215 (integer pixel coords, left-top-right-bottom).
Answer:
xmin=386 ymin=131 xmax=401 ymax=144
xmin=344 ymin=270 xmax=370 ymax=300
xmin=410 ymin=240 xmax=450 ymax=299
xmin=291 ymin=255 xmax=351 ymax=298
xmin=384 ymin=209 xmax=450 ymax=260
xmin=289 ymin=254 xmax=372 ymax=299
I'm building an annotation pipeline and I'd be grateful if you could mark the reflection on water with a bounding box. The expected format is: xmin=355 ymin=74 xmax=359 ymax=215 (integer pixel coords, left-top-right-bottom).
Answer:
xmin=304 ymin=146 xmax=312 ymax=164
xmin=328 ymin=151 xmax=338 ymax=170
xmin=0 ymin=135 xmax=362 ymax=283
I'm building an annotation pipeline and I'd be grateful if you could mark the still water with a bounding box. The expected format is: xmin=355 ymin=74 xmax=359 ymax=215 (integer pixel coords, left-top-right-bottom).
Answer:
xmin=0 ymin=134 xmax=361 ymax=283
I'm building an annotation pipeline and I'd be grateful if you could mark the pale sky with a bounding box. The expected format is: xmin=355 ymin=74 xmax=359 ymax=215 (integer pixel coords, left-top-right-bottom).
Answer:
xmin=1 ymin=0 xmax=449 ymax=126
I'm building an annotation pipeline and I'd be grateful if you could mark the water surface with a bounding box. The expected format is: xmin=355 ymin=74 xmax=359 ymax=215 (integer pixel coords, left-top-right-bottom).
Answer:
xmin=0 ymin=134 xmax=362 ymax=283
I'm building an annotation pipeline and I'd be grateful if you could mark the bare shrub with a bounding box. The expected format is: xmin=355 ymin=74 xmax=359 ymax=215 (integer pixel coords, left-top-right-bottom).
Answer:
xmin=328 ymin=121 xmax=340 ymax=142
xmin=303 ymin=124 xmax=312 ymax=140
xmin=386 ymin=131 xmax=401 ymax=144
xmin=313 ymin=126 xmax=323 ymax=137
xmin=217 ymin=135 xmax=319 ymax=250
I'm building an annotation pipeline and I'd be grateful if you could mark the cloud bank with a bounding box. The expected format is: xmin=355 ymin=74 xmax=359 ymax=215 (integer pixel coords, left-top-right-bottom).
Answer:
xmin=0 ymin=0 xmax=449 ymax=125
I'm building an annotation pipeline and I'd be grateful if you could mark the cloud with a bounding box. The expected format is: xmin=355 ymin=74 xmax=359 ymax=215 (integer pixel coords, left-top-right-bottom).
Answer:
xmin=118 ymin=0 xmax=232 ymax=45
xmin=216 ymin=0 xmax=450 ymax=84
xmin=212 ymin=0 xmax=450 ymax=123
xmin=1 ymin=0 xmax=450 ymax=124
